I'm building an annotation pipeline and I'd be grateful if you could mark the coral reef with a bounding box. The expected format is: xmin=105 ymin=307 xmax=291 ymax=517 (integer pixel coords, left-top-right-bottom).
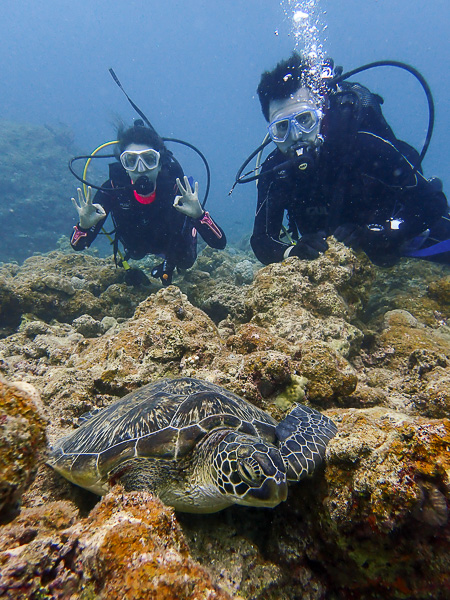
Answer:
xmin=0 ymin=238 xmax=449 ymax=599
xmin=0 ymin=120 xmax=81 ymax=263
xmin=245 ymin=245 xmax=369 ymax=359
xmin=0 ymin=380 xmax=47 ymax=521
xmin=0 ymin=252 xmax=156 ymax=334
xmin=0 ymin=490 xmax=232 ymax=599
xmin=304 ymin=407 xmax=450 ymax=598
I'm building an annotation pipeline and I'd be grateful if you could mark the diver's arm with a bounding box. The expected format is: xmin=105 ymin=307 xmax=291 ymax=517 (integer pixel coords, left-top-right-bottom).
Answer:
xmin=70 ymin=218 xmax=106 ymax=251
xmin=396 ymin=174 xmax=447 ymax=237
xmin=357 ymin=131 xmax=447 ymax=234
xmin=70 ymin=186 xmax=109 ymax=250
xmin=250 ymin=174 xmax=290 ymax=265
xmin=194 ymin=211 xmax=227 ymax=249
xmin=338 ymin=132 xmax=447 ymax=266
xmin=172 ymin=175 xmax=227 ymax=249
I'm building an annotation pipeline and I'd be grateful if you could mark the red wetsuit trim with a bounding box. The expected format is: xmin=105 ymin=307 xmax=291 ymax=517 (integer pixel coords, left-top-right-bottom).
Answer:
xmin=133 ymin=189 xmax=157 ymax=205
xmin=71 ymin=225 xmax=88 ymax=246
xmin=199 ymin=211 xmax=223 ymax=238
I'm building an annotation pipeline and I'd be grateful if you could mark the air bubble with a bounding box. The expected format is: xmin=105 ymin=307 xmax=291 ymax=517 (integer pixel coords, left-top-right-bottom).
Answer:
xmin=281 ymin=0 xmax=328 ymax=97
xmin=293 ymin=10 xmax=308 ymax=22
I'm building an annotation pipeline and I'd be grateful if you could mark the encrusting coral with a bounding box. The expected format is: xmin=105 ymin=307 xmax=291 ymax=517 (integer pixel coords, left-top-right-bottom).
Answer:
xmin=306 ymin=407 xmax=450 ymax=597
xmin=0 ymin=490 xmax=233 ymax=599
xmin=0 ymin=238 xmax=449 ymax=599
xmin=0 ymin=379 xmax=47 ymax=521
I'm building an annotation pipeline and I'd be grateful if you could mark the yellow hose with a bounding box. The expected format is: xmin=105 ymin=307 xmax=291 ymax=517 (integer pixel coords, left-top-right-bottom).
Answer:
xmin=82 ymin=140 xmax=118 ymax=197
xmin=81 ymin=141 xmax=130 ymax=269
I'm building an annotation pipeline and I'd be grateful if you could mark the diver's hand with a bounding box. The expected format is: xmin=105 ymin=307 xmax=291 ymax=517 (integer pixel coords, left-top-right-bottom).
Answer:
xmin=360 ymin=228 xmax=404 ymax=267
xmin=173 ymin=177 xmax=203 ymax=219
xmin=335 ymin=223 xmax=402 ymax=267
xmin=71 ymin=187 xmax=106 ymax=229
xmin=290 ymin=232 xmax=328 ymax=260
xmin=333 ymin=223 xmax=364 ymax=248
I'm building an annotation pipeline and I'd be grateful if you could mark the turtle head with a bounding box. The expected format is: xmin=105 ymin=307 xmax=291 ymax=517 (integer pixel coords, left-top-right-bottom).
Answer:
xmin=210 ymin=431 xmax=288 ymax=508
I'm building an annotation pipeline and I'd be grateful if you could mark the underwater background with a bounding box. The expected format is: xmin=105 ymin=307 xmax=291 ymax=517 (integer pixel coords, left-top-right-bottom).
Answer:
xmin=1 ymin=2 xmax=450 ymax=599
xmin=0 ymin=0 xmax=449 ymax=261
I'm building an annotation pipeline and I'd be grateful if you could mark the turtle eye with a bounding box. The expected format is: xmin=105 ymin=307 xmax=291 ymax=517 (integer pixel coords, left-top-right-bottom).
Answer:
xmin=237 ymin=458 xmax=263 ymax=485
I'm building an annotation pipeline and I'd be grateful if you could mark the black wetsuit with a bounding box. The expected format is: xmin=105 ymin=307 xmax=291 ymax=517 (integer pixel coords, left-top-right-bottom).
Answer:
xmin=251 ymin=83 xmax=450 ymax=267
xmin=71 ymin=155 xmax=226 ymax=269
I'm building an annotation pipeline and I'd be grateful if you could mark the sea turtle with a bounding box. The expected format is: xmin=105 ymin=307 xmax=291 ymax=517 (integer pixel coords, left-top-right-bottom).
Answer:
xmin=48 ymin=377 xmax=337 ymax=513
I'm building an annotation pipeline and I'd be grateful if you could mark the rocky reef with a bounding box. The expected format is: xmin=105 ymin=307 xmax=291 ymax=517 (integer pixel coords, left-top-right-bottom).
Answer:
xmin=0 ymin=120 xmax=83 ymax=263
xmin=0 ymin=238 xmax=449 ymax=599
xmin=0 ymin=492 xmax=232 ymax=599
xmin=0 ymin=380 xmax=47 ymax=521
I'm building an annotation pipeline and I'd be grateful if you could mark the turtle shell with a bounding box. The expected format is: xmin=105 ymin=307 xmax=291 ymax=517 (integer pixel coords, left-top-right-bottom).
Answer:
xmin=48 ymin=378 xmax=278 ymax=494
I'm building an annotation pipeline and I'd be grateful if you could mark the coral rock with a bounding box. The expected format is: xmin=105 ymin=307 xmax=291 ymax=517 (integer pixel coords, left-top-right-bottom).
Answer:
xmin=247 ymin=254 xmax=366 ymax=358
xmin=73 ymin=489 xmax=232 ymax=599
xmin=297 ymin=341 xmax=358 ymax=405
xmin=0 ymin=491 xmax=232 ymax=599
xmin=303 ymin=407 xmax=450 ymax=597
xmin=0 ymin=379 xmax=47 ymax=520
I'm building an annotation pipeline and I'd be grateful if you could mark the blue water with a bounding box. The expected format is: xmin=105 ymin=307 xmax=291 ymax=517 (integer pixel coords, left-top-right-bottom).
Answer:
xmin=1 ymin=0 xmax=448 ymax=252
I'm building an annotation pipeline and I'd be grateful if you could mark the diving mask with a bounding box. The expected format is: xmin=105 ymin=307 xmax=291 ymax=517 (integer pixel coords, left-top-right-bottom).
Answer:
xmin=120 ymin=148 xmax=161 ymax=172
xmin=268 ymin=107 xmax=322 ymax=143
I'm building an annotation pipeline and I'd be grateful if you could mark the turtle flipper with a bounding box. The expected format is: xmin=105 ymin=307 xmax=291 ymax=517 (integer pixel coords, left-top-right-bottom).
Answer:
xmin=275 ymin=404 xmax=337 ymax=482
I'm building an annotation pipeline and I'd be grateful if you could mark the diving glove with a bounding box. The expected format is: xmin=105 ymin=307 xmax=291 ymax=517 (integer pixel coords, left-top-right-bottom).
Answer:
xmin=71 ymin=187 xmax=106 ymax=229
xmin=333 ymin=223 xmax=364 ymax=248
xmin=289 ymin=232 xmax=328 ymax=260
xmin=173 ymin=176 xmax=203 ymax=219
xmin=151 ymin=260 xmax=175 ymax=287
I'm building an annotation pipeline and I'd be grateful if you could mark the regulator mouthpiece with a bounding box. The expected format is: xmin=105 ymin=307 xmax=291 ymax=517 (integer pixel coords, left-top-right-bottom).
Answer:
xmin=292 ymin=143 xmax=317 ymax=171
xmin=133 ymin=176 xmax=155 ymax=196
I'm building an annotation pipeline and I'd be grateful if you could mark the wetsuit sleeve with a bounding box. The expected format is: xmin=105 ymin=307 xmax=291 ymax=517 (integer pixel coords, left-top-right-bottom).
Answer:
xmin=357 ymin=132 xmax=447 ymax=232
xmin=70 ymin=185 xmax=109 ymax=251
xmin=194 ymin=211 xmax=227 ymax=249
xmin=157 ymin=158 xmax=198 ymax=270
xmin=250 ymin=154 xmax=291 ymax=265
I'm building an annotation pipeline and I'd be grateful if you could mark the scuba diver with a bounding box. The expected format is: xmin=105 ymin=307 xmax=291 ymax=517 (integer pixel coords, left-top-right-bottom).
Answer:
xmin=70 ymin=120 xmax=226 ymax=286
xmin=247 ymin=52 xmax=450 ymax=267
